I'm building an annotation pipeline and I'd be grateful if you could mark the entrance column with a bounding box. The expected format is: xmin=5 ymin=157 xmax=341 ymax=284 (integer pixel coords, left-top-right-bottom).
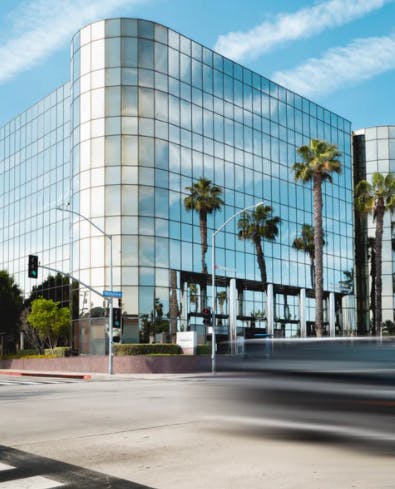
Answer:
xmin=229 ymin=278 xmax=237 ymax=354
xmin=180 ymin=281 xmax=188 ymax=332
xmin=329 ymin=292 xmax=336 ymax=337
xmin=299 ymin=288 xmax=306 ymax=337
xmin=266 ymin=283 xmax=274 ymax=336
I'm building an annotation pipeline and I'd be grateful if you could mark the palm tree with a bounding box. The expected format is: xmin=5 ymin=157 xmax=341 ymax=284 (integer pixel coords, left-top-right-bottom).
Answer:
xmin=338 ymin=268 xmax=354 ymax=295
xmin=355 ymin=172 xmax=395 ymax=336
xmin=292 ymin=224 xmax=325 ymax=288
xmin=237 ymin=204 xmax=280 ymax=289
xmin=189 ymin=283 xmax=199 ymax=312
xmin=184 ymin=178 xmax=224 ymax=275
xmin=217 ymin=291 xmax=227 ymax=315
xmin=292 ymin=139 xmax=341 ymax=336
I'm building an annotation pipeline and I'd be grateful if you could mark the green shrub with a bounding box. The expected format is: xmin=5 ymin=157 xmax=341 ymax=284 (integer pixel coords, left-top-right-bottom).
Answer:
xmin=18 ymin=349 xmax=38 ymax=357
xmin=0 ymin=349 xmax=37 ymax=359
xmin=1 ymin=347 xmax=70 ymax=360
xmin=114 ymin=343 xmax=181 ymax=356
xmin=196 ymin=344 xmax=211 ymax=355
xmin=44 ymin=347 xmax=71 ymax=358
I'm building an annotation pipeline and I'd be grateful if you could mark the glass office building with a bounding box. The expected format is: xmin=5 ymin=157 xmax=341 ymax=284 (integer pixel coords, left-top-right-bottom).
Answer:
xmin=0 ymin=19 xmax=354 ymax=349
xmin=353 ymin=126 xmax=395 ymax=333
xmin=0 ymin=84 xmax=72 ymax=299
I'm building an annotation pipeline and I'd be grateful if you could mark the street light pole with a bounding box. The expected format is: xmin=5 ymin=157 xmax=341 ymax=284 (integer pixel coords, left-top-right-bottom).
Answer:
xmin=211 ymin=202 xmax=263 ymax=374
xmin=56 ymin=206 xmax=114 ymax=375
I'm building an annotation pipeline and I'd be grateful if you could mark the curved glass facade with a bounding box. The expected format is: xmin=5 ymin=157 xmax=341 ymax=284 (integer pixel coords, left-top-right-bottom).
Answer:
xmin=0 ymin=18 xmax=354 ymax=343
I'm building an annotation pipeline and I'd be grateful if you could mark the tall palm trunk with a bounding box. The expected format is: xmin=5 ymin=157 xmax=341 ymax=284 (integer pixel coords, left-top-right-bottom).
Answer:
xmin=199 ymin=211 xmax=208 ymax=309
xmin=313 ymin=173 xmax=324 ymax=336
xmin=169 ymin=270 xmax=178 ymax=343
xmin=374 ymin=205 xmax=384 ymax=336
xmin=309 ymin=258 xmax=315 ymax=290
xmin=254 ymin=238 xmax=267 ymax=289
xmin=369 ymin=240 xmax=376 ymax=330
xmin=199 ymin=211 xmax=208 ymax=275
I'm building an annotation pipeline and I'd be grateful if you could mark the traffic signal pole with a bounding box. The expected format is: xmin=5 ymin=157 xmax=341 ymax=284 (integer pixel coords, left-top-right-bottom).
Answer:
xmin=38 ymin=263 xmax=104 ymax=300
xmin=109 ymin=235 xmax=113 ymax=375
xmin=211 ymin=202 xmax=264 ymax=374
xmin=211 ymin=233 xmax=216 ymax=374
xmin=56 ymin=206 xmax=114 ymax=375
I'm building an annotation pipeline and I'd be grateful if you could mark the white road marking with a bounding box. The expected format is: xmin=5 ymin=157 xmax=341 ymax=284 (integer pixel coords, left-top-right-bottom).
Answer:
xmin=0 ymin=463 xmax=14 ymax=471
xmin=0 ymin=380 xmax=80 ymax=386
xmin=0 ymin=475 xmax=63 ymax=488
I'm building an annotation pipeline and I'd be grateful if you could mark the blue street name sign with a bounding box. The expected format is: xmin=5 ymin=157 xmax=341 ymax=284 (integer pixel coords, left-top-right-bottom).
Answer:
xmin=102 ymin=290 xmax=123 ymax=298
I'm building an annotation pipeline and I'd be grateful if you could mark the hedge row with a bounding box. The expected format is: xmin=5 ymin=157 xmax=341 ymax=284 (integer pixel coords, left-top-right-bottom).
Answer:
xmin=196 ymin=344 xmax=211 ymax=355
xmin=1 ymin=347 xmax=71 ymax=360
xmin=2 ymin=344 xmax=209 ymax=359
xmin=114 ymin=343 xmax=182 ymax=356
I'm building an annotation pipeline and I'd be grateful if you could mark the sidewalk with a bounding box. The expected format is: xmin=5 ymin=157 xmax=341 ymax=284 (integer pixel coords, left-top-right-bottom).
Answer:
xmin=0 ymin=369 xmax=92 ymax=380
xmin=0 ymin=369 xmax=216 ymax=381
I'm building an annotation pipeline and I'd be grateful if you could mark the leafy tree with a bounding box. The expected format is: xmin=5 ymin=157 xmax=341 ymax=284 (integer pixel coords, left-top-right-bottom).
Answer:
xmin=292 ymin=139 xmax=341 ymax=336
xmin=184 ymin=178 xmax=224 ymax=274
xmin=26 ymin=273 xmax=80 ymax=340
xmin=0 ymin=271 xmax=24 ymax=353
xmin=292 ymin=224 xmax=325 ymax=288
xmin=26 ymin=273 xmax=70 ymax=308
xmin=237 ymin=204 xmax=280 ymax=289
xmin=19 ymin=308 xmax=44 ymax=353
xmin=355 ymin=172 xmax=395 ymax=335
xmin=27 ymin=298 xmax=71 ymax=351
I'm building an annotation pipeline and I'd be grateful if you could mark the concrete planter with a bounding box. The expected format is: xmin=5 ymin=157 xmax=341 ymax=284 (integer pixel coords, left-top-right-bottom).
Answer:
xmin=0 ymin=355 xmax=210 ymax=374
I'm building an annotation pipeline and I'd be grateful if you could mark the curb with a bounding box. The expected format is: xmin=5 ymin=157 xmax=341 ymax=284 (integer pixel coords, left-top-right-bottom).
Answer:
xmin=0 ymin=370 xmax=92 ymax=380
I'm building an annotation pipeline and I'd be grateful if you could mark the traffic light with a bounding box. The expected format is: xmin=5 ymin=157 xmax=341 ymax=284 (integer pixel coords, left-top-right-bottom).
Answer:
xmin=28 ymin=254 xmax=38 ymax=279
xmin=202 ymin=307 xmax=211 ymax=326
xmin=112 ymin=307 xmax=122 ymax=329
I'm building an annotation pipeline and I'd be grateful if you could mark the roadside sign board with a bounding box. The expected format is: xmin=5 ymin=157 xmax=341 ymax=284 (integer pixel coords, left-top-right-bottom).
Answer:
xmin=102 ymin=290 xmax=123 ymax=298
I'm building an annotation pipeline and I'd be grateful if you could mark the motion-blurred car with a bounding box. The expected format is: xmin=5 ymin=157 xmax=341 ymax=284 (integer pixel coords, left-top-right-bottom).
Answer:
xmin=214 ymin=337 xmax=395 ymax=449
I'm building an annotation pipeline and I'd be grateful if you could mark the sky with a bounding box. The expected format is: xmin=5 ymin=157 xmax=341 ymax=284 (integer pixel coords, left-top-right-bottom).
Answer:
xmin=1 ymin=0 xmax=395 ymax=130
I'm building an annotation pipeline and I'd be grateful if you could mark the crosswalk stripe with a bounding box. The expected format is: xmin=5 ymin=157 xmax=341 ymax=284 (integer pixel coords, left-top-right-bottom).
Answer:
xmin=0 ymin=444 xmax=154 ymax=488
xmin=0 ymin=475 xmax=63 ymax=488
xmin=0 ymin=380 xmax=80 ymax=386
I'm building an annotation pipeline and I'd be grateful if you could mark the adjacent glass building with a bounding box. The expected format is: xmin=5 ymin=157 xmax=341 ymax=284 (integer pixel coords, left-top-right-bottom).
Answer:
xmin=353 ymin=126 xmax=395 ymax=333
xmin=0 ymin=19 xmax=354 ymax=350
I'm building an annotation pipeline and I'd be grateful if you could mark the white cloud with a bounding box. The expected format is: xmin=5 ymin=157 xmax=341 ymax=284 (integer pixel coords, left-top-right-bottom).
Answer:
xmin=214 ymin=0 xmax=393 ymax=61
xmin=0 ymin=0 xmax=150 ymax=84
xmin=272 ymin=35 xmax=395 ymax=97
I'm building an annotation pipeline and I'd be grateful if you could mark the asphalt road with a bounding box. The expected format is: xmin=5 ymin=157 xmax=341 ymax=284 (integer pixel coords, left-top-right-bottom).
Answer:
xmin=1 ymin=373 xmax=395 ymax=489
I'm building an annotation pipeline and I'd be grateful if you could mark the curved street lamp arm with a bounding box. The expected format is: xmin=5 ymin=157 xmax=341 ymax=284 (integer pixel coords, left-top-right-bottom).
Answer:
xmin=55 ymin=206 xmax=111 ymax=240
